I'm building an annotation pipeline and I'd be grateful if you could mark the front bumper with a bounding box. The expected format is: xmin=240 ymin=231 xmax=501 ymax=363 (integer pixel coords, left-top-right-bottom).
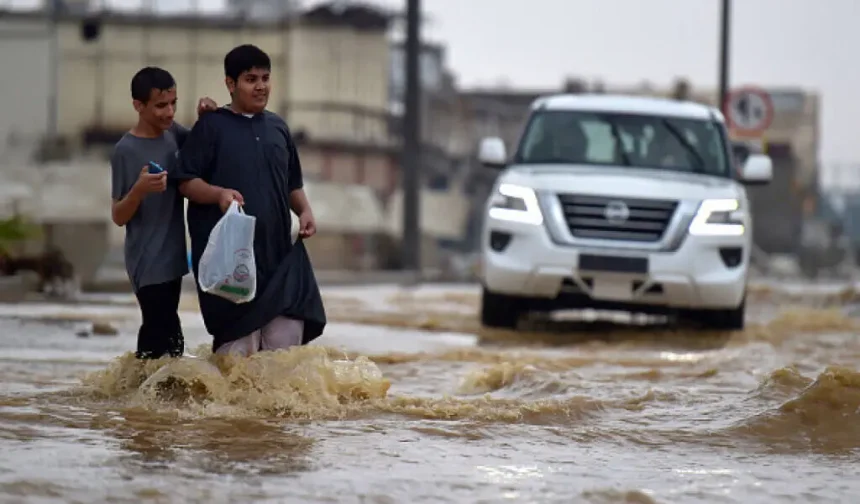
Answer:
xmin=481 ymin=213 xmax=749 ymax=310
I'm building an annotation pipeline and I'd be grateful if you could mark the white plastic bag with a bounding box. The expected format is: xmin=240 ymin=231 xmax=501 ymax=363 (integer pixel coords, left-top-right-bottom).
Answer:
xmin=197 ymin=201 xmax=257 ymax=304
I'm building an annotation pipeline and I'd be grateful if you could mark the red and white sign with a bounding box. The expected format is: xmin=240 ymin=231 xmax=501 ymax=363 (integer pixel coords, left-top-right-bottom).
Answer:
xmin=725 ymin=86 xmax=774 ymax=137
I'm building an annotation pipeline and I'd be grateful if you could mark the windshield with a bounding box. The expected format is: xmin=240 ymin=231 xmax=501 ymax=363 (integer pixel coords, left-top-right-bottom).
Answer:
xmin=514 ymin=110 xmax=733 ymax=177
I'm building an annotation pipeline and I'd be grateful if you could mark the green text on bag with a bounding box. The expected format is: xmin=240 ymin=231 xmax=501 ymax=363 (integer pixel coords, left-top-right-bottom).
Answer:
xmin=218 ymin=285 xmax=250 ymax=296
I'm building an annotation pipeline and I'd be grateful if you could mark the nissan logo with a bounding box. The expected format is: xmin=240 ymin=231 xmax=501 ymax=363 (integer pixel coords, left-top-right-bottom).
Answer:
xmin=604 ymin=200 xmax=630 ymax=224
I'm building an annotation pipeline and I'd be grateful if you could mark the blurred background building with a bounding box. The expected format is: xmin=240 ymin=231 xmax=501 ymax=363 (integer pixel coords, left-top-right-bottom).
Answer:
xmin=0 ymin=0 xmax=841 ymax=290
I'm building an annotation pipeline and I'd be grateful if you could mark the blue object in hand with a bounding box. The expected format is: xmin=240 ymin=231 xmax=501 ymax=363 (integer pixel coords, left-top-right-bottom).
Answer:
xmin=148 ymin=161 xmax=164 ymax=174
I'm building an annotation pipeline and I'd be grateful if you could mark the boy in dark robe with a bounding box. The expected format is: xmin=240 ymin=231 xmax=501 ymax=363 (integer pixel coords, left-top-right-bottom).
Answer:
xmin=173 ymin=44 xmax=327 ymax=356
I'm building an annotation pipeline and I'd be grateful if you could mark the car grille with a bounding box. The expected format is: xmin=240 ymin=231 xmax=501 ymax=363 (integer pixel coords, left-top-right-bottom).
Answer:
xmin=557 ymin=194 xmax=678 ymax=242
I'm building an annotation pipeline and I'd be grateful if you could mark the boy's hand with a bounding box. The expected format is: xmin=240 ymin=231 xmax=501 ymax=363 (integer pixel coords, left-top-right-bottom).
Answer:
xmin=218 ymin=188 xmax=245 ymax=213
xmin=131 ymin=166 xmax=167 ymax=196
xmin=298 ymin=210 xmax=316 ymax=238
xmin=197 ymin=97 xmax=218 ymax=115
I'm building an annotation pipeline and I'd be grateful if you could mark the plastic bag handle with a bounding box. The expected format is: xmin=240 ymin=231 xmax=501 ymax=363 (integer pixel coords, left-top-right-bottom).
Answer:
xmin=228 ymin=200 xmax=244 ymax=215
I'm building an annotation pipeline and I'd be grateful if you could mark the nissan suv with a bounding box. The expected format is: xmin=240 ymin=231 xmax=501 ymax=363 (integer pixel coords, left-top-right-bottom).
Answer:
xmin=477 ymin=94 xmax=773 ymax=330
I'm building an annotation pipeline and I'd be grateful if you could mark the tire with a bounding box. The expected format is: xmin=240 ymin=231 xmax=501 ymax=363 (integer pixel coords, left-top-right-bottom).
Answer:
xmin=681 ymin=297 xmax=746 ymax=331
xmin=480 ymin=287 xmax=525 ymax=329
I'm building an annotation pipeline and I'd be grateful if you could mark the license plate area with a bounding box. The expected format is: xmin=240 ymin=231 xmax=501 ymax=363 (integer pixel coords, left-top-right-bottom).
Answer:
xmin=579 ymin=254 xmax=649 ymax=274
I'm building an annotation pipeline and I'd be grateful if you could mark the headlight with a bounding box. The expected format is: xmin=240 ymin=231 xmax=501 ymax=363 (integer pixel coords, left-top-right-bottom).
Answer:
xmin=688 ymin=198 xmax=745 ymax=236
xmin=487 ymin=183 xmax=543 ymax=225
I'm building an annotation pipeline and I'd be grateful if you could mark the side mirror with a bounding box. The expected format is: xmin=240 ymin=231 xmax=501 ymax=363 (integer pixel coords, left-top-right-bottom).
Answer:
xmin=739 ymin=153 xmax=772 ymax=185
xmin=478 ymin=137 xmax=507 ymax=168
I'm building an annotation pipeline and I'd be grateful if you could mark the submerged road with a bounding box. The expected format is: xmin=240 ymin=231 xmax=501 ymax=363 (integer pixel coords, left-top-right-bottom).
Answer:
xmin=0 ymin=281 xmax=858 ymax=503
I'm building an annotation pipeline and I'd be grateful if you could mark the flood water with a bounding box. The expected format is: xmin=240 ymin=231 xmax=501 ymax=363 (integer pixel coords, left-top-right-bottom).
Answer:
xmin=1 ymin=281 xmax=860 ymax=503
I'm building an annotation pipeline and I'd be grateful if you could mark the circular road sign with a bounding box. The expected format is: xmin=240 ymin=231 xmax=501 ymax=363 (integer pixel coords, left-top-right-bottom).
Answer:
xmin=725 ymin=87 xmax=774 ymax=135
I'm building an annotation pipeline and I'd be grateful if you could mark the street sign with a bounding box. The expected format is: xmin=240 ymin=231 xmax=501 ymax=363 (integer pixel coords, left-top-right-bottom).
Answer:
xmin=725 ymin=86 xmax=774 ymax=137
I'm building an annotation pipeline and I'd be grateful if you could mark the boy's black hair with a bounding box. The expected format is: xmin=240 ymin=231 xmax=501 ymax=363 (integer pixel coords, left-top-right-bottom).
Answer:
xmin=130 ymin=66 xmax=176 ymax=103
xmin=224 ymin=44 xmax=272 ymax=81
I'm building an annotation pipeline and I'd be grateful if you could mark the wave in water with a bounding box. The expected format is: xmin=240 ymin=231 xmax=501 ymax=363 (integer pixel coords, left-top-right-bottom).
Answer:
xmin=730 ymin=365 xmax=860 ymax=452
xmin=73 ymin=345 xmax=671 ymax=424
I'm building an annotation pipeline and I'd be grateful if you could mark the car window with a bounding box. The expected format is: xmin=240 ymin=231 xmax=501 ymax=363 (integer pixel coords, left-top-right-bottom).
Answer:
xmin=516 ymin=110 xmax=732 ymax=177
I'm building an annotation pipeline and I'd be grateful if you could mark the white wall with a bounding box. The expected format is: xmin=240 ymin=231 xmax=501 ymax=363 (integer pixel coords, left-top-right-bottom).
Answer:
xmin=55 ymin=19 xmax=391 ymax=145
xmin=0 ymin=18 xmax=51 ymax=158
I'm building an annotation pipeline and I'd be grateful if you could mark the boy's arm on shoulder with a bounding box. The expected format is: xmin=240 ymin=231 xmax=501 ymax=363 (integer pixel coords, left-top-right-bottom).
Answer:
xmin=110 ymin=145 xmax=144 ymax=227
xmin=174 ymin=116 xmax=213 ymax=184
xmin=174 ymin=115 xmax=225 ymax=205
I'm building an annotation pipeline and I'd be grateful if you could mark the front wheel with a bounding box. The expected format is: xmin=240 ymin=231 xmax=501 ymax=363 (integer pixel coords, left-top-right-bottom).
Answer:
xmin=480 ymin=287 xmax=525 ymax=329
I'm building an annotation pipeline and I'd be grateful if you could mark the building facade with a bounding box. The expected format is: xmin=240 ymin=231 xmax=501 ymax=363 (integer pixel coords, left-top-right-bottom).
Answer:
xmin=3 ymin=3 xmax=400 ymax=196
xmin=0 ymin=3 xmax=420 ymax=281
xmin=0 ymin=17 xmax=52 ymax=163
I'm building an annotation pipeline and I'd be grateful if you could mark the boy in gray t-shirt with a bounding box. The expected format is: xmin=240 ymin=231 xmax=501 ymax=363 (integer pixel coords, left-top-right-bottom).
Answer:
xmin=110 ymin=66 xmax=216 ymax=359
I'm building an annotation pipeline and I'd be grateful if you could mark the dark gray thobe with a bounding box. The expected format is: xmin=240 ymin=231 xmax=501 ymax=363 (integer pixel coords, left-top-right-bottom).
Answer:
xmin=173 ymin=108 xmax=326 ymax=352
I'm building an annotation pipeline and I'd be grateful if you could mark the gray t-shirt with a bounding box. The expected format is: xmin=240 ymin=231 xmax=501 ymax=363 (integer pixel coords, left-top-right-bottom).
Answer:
xmin=110 ymin=123 xmax=189 ymax=292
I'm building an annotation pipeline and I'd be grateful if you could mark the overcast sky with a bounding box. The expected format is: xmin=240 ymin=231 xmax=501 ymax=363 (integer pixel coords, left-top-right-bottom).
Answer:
xmin=6 ymin=0 xmax=856 ymax=168
xmin=373 ymin=0 xmax=855 ymax=171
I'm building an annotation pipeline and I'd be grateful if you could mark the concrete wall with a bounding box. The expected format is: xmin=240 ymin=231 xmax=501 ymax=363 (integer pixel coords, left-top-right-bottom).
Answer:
xmin=386 ymin=188 xmax=471 ymax=242
xmin=304 ymin=233 xmax=380 ymax=271
xmin=302 ymin=146 xmax=397 ymax=194
xmin=54 ymin=18 xmax=391 ymax=146
xmin=43 ymin=221 xmax=109 ymax=286
xmin=0 ymin=157 xmax=113 ymax=285
xmin=287 ymin=25 xmax=391 ymax=145
xmin=50 ymin=16 xmax=398 ymax=198
xmin=0 ymin=18 xmax=51 ymax=156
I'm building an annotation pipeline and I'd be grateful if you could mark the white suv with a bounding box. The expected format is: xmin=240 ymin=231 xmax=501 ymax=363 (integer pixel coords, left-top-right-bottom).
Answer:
xmin=477 ymin=94 xmax=773 ymax=330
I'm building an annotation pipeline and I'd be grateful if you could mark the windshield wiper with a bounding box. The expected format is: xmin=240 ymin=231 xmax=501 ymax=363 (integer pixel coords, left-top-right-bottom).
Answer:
xmin=661 ymin=119 xmax=706 ymax=173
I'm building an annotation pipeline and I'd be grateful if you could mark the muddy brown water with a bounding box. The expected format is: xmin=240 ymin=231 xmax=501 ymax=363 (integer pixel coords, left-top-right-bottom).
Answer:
xmin=1 ymin=282 xmax=860 ymax=503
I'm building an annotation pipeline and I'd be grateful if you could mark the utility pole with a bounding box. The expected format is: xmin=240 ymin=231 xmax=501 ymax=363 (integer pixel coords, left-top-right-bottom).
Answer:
xmin=402 ymin=0 xmax=422 ymax=273
xmin=717 ymin=0 xmax=731 ymax=116
xmin=47 ymin=0 xmax=59 ymax=141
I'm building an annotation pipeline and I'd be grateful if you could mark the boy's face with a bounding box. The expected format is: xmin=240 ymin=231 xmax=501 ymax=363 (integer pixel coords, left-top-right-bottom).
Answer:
xmin=227 ymin=67 xmax=270 ymax=114
xmin=133 ymin=87 xmax=177 ymax=131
